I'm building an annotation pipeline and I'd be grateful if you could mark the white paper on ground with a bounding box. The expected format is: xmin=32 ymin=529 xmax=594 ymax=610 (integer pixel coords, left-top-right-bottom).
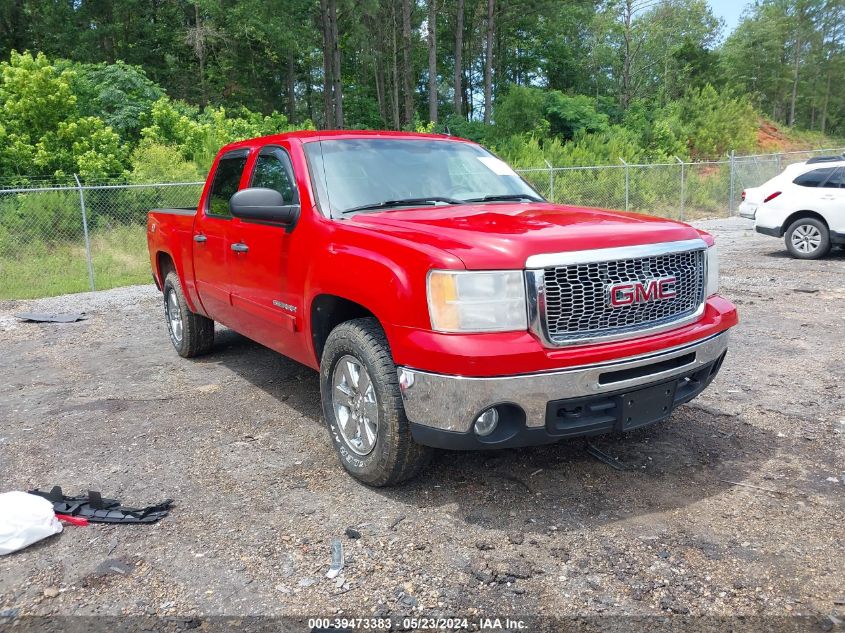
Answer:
xmin=0 ymin=491 xmax=63 ymax=555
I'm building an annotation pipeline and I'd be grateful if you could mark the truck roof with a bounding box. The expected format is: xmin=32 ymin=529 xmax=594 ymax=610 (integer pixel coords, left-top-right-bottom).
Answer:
xmin=219 ymin=129 xmax=469 ymax=153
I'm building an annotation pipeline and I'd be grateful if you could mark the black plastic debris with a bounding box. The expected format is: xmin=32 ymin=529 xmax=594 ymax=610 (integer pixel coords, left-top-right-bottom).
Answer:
xmin=585 ymin=442 xmax=627 ymax=471
xmin=29 ymin=486 xmax=172 ymax=524
xmin=14 ymin=312 xmax=87 ymax=323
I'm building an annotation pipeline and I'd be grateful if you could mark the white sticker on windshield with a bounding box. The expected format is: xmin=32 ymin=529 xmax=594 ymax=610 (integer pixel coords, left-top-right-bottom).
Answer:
xmin=477 ymin=156 xmax=518 ymax=177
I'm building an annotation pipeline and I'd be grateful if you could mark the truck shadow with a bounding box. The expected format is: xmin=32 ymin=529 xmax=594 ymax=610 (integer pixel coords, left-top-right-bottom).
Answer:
xmin=207 ymin=328 xmax=776 ymax=534
xmin=382 ymin=406 xmax=777 ymax=534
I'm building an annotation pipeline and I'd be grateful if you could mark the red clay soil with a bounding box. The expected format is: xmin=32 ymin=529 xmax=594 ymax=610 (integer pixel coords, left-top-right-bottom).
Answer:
xmin=757 ymin=119 xmax=791 ymax=151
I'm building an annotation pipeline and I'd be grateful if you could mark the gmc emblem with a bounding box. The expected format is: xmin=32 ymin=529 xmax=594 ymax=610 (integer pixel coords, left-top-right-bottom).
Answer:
xmin=608 ymin=276 xmax=677 ymax=307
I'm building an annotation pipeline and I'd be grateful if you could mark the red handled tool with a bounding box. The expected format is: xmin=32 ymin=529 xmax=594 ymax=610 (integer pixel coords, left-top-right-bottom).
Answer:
xmin=56 ymin=513 xmax=88 ymax=527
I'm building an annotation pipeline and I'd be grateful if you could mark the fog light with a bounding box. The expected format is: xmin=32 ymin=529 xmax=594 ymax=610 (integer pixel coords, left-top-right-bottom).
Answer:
xmin=473 ymin=407 xmax=499 ymax=437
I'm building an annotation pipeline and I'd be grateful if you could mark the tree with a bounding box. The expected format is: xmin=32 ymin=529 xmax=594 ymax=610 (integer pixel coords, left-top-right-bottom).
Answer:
xmin=454 ymin=0 xmax=464 ymax=117
xmin=402 ymin=0 xmax=414 ymax=124
xmin=0 ymin=51 xmax=127 ymax=178
xmin=721 ymin=0 xmax=845 ymax=133
xmin=428 ymin=0 xmax=438 ymax=122
xmin=330 ymin=0 xmax=344 ymax=127
xmin=483 ymin=0 xmax=495 ymax=124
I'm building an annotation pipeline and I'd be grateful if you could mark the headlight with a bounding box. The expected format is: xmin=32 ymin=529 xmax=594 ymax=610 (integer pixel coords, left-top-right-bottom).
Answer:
xmin=427 ymin=270 xmax=527 ymax=332
xmin=706 ymin=246 xmax=719 ymax=296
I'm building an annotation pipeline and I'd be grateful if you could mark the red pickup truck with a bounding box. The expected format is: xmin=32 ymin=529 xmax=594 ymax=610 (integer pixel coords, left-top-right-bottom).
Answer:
xmin=147 ymin=131 xmax=737 ymax=486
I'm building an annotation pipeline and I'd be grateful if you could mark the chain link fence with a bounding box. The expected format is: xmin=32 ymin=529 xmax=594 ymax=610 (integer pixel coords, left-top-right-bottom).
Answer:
xmin=519 ymin=147 xmax=844 ymax=221
xmin=1 ymin=147 xmax=842 ymax=300
xmin=0 ymin=180 xmax=203 ymax=300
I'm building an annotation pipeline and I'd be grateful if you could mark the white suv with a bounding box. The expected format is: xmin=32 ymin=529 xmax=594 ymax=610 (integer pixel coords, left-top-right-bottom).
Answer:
xmin=739 ymin=155 xmax=845 ymax=259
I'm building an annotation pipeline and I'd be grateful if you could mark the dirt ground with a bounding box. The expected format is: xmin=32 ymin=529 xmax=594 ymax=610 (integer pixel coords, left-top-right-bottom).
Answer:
xmin=0 ymin=217 xmax=843 ymax=627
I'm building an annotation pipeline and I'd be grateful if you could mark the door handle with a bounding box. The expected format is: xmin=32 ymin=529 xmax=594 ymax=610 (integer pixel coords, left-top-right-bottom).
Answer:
xmin=231 ymin=242 xmax=249 ymax=253
xmin=193 ymin=234 xmax=207 ymax=243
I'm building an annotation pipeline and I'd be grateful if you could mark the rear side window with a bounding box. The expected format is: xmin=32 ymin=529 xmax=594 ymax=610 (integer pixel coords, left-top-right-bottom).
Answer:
xmin=793 ymin=167 xmax=837 ymax=188
xmin=251 ymin=147 xmax=298 ymax=204
xmin=822 ymin=167 xmax=845 ymax=189
xmin=207 ymin=151 xmax=249 ymax=217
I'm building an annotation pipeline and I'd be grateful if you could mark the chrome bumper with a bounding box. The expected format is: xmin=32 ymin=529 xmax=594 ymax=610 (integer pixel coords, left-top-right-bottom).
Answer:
xmin=397 ymin=331 xmax=729 ymax=433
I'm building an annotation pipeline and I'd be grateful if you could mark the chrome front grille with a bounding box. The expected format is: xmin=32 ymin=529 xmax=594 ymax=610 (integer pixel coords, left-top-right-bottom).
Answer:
xmin=534 ymin=247 xmax=706 ymax=345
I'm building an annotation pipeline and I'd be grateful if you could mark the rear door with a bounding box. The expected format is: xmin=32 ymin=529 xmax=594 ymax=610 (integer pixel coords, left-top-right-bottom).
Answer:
xmin=817 ymin=167 xmax=845 ymax=233
xmin=192 ymin=149 xmax=249 ymax=324
xmin=227 ymin=144 xmax=301 ymax=351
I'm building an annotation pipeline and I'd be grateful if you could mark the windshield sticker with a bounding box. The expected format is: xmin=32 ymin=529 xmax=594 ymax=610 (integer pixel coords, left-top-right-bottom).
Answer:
xmin=477 ymin=156 xmax=518 ymax=177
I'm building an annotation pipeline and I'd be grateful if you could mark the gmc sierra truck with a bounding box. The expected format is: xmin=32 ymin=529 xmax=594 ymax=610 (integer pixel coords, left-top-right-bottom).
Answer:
xmin=147 ymin=131 xmax=738 ymax=486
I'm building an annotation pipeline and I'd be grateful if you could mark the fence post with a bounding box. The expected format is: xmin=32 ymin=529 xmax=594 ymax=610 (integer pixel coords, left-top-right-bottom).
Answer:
xmin=73 ymin=174 xmax=96 ymax=292
xmin=728 ymin=150 xmax=736 ymax=216
xmin=544 ymin=159 xmax=554 ymax=202
xmin=619 ymin=158 xmax=629 ymax=211
xmin=675 ymin=156 xmax=685 ymax=221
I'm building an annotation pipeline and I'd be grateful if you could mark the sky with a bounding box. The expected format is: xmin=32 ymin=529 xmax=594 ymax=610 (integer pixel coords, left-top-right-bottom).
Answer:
xmin=706 ymin=0 xmax=751 ymax=36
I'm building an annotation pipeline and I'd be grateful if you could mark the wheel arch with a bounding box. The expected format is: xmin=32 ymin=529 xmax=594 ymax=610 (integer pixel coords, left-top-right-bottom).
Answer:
xmin=310 ymin=294 xmax=379 ymax=364
xmin=156 ymin=251 xmax=176 ymax=288
xmin=782 ymin=210 xmax=829 ymax=237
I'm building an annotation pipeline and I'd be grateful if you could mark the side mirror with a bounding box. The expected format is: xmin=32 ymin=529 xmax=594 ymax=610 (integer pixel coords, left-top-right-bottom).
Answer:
xmin=229 ymin=188 xmax=300 ymax=228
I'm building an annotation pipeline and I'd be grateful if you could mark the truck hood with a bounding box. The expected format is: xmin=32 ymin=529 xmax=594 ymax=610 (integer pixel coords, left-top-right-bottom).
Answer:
xmin=349 ymin=203 xmax=705 ymax=269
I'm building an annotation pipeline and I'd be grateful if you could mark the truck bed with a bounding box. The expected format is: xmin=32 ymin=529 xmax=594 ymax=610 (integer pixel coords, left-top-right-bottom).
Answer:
xmin=147 ymin=208 xmax=198 ymax=304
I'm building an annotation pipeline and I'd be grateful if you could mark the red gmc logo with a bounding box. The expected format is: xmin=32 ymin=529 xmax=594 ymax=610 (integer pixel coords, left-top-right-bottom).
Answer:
xmin=608 ymin=276 xmax=677 ymax=307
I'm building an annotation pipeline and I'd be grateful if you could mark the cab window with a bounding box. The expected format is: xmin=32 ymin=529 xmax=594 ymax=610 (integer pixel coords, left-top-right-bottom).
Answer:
xmin=251 ymin=147 xmax=298 ymax=204
xmin=207 ymin=150 xmax=249 ymax=217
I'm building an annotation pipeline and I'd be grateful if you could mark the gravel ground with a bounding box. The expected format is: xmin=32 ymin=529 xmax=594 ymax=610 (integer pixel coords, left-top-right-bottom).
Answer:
xmin=0 ymin=217 xmax=843 ymax=626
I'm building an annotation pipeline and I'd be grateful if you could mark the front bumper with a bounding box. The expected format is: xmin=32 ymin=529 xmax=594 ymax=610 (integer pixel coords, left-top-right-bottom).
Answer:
xmin=398 ymin=331 xmax=729 ymax=449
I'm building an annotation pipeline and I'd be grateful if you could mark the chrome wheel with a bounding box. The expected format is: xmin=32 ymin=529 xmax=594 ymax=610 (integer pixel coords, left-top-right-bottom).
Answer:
xmin=331 ymin=355 xmax=379 ymax=456
xmin=165 ymin=289 xmax=183 ymax=344
xmin=791 ymin=224 xmax=822 ymax=253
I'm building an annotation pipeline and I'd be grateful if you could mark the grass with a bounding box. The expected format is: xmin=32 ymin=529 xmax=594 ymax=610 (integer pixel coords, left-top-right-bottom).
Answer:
xmin=0 ymin=224 xmax=151 ymax=300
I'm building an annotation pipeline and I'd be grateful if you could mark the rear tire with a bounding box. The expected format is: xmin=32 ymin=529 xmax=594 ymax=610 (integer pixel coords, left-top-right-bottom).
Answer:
xmin=163 ymin=271 xmax=215 ymax=358
xmin=784 ymin=217 xmax=831 ymax=259
xmin=320 ymin=318 xmax=431 ymax=486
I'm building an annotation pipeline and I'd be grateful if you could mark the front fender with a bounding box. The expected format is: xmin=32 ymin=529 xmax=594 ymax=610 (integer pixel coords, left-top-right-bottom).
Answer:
xmin=305 ymin=227 xmax=463 ymax=364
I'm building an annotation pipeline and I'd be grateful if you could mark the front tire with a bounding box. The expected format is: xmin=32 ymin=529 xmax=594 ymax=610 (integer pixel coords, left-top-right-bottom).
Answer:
xmin=320 ymin=318 xmax=431 ymax=486
xmin=163 ymin=271 xmax=215 ymax=358
xmin=784 ymin=218 xmax=831 ymax=259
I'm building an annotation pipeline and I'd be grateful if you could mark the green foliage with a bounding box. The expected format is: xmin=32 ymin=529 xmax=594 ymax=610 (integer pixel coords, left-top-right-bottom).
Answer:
xmin=0 ymin=51 xmax=75 ymax=137
xmin=0 ymin=51 xmax=78 ymax=176
xmin=0 ymin=51 xmax=316 ymax=181
xmin=543 ymin=93 xmax=610 ymax=140
xmin=139 ymin=97 xmax=312 ymax=171
xmin=491 ymin=86 xmax=549 ymax=138
xmin=492 ymin=87 xmax=609 ymax=141
xmin=0 ymin=52 xmax=127 ymax=178
xmin=35 ymin=116 xmax=128 ymax=179
xmin=0 ymin=190 xmax=83 ymax=244
xmin=65 ymin=60 xmax=164 ymax=140
xmin=675 ymin=85 xmax=758 ymax=157
xmin=129 ymin=143 xmax=204 ymax=183
xmin=431 ymin=115 xmax=491 ymax=145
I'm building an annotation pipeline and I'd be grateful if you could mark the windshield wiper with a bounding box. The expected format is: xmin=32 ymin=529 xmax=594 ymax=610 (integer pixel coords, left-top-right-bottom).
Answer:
xmin=340 ymin=197 xmax=465 ymax=214
xmin=461 ymin=194 xmax=544 ymax=203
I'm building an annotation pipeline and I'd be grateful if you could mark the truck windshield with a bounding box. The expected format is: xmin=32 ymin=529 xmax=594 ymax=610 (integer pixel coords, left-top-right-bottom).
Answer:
xmin=303 ymin=138 xmax=542 ymax=217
